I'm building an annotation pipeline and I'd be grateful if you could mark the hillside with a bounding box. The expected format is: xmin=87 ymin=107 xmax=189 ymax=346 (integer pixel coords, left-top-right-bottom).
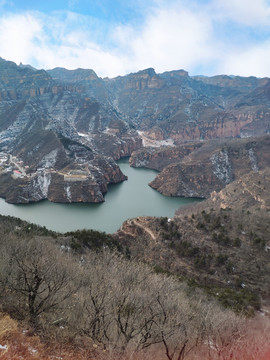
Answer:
xmin=0 ymin=57 xmax=270 ymax=203
xmin=130 ymin=135 xmax=270 ymax=198
xmin=0 ymin=56 xmax=270 ymax=358
xmin=115 ymin=168 xmax=270 ymax=314
xmin=0 ymin=212 xmax=269 ymax=360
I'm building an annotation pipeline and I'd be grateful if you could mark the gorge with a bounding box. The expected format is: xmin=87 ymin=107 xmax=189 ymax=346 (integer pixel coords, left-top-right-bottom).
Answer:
xmin=0 ymin=57 xmax=270 ymax=206
xmin=0 ymin=158 xmax=200 ymax=232
xmin=0 ymin=57 xmax=270 ymax=360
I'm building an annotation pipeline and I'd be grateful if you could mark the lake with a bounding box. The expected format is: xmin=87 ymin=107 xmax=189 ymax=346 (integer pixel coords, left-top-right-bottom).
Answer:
xmin=0 ymin=158 xmax=200 ymax=233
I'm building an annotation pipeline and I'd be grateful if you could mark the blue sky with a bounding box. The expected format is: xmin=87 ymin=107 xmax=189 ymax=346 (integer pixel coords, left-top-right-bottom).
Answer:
xmin=0 ymin=0 xmax=270 ymax=78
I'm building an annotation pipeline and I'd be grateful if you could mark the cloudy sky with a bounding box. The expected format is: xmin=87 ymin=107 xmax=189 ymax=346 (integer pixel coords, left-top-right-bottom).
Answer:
xmin=0 ymin=0 xmax=270 ymax=78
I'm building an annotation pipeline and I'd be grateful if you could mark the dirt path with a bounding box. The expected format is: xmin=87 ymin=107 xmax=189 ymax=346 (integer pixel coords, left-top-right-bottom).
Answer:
xmin=120 ymin=218 xmax=158 ymax=242
xmin=133 ymin=219 xmax=157 ymax=241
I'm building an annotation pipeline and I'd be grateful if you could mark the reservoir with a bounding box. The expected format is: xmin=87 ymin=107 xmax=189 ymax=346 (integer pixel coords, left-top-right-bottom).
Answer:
xmin=0 ymin=159 xmax=200 ymax=233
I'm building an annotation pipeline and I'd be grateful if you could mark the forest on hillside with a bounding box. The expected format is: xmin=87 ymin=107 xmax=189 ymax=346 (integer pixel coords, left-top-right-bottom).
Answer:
xmin=0 ymin=216 xmax=269 ymax=360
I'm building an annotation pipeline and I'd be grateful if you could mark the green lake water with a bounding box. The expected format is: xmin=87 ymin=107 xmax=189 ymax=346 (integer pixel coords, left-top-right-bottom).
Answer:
xmin=0 ymin=159 xmax=200 ymax=233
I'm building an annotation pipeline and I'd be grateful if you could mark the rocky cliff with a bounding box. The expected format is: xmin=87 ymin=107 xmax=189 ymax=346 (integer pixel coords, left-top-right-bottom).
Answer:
xmin=0 ymin=131 xmax=127 ymax=203
xmin=49 ymin=65 xmax=270 ymax=142
xmin=1 ymin=57 xmax=270 ymax=203
xmin=146 ymin=135 xmax=270 ymax=198
xmin=208 ymin=167 xmax=270 ymax=211
xmin=0 ymin=59 xmax=141 ymax=203
xmin=129 ymin=142 xmax=203 ymax=170
xmin=104 ymin=69 xmax=270 ymax=142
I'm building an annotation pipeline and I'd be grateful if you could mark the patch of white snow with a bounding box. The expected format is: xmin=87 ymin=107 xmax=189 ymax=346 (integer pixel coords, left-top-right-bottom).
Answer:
xmin=210 ymin=149 xmax=232 ymax=184
xmin=35 ymin=173 xmax=51 ymax=198
xmin=248 ymin=148 xmax=259 ymax=172
xmin=39 ymin=149 xmax=58 ymax=169
xmin=65 ymin=185 xmax=72 ymax=202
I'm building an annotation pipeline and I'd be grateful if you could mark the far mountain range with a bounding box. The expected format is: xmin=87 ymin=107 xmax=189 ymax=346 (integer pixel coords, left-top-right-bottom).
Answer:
xmin=0 ymin=57 xmax=269 ymax=203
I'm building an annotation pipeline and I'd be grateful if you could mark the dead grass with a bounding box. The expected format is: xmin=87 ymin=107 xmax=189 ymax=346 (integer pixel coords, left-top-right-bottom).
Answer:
xmin=0 ymin=312 xmax=97 ymax=360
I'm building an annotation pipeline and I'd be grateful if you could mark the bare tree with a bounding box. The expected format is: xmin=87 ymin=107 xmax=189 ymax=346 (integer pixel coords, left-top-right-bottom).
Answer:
xmin=232 ymin=314 xmax=270 ymax=360
xmin=0 ymin=236 xmax=79 ymax=327
xmin=70 ymin=250 xmax=207 ymax=360
xmin=71 ymin=251 xmax=158 ymax=355
xmin=201 ymin=302 xmax=245 ymax=360
xmin=142 ymin=282 xmax=205 ymax=360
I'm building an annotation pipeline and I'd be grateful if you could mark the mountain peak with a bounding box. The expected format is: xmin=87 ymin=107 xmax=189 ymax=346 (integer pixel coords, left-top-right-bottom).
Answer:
xmin=47 ymin=67 xmax=99 ymax=83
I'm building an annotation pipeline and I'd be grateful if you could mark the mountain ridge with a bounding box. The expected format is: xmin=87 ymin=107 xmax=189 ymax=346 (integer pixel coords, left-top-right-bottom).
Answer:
xmin=0 ymin=57 xmax=269 ymax=203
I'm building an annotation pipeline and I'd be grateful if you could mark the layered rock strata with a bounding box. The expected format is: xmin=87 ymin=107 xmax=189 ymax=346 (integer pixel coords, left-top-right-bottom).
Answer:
xmin=131 ymin=136 xmax=270 ymax=198
xmin=1 ymin=56 xmax=270 ymax=203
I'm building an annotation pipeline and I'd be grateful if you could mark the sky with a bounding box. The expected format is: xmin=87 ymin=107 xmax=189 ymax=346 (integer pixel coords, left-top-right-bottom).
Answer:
xmin=0 ymin=0 xmax=270 ymax=78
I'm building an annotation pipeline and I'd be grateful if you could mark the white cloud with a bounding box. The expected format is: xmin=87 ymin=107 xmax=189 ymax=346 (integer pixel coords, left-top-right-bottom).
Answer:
xmin=0 ymin=1 xmax=270 ymax=78
xmin=113 ymin=6 xmax=214 ymax=74
xmin=217 ymin=40 xmax=270 ymax=78
xmin=213 ymin=0 xmax=270 ymax=26
xmin=0 ymin=11 xmax=126 ymax=76
xmin=0 ymin=12 xmax=43 ymax=65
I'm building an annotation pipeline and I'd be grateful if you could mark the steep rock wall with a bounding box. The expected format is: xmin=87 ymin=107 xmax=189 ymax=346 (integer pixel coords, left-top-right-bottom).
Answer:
xmin=149 ymin=136 xmax=270 ymax=198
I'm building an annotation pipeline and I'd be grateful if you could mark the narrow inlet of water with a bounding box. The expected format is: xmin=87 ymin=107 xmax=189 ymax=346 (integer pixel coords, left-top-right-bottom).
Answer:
xmin=0 ymin=158 xmax=200 ymax=233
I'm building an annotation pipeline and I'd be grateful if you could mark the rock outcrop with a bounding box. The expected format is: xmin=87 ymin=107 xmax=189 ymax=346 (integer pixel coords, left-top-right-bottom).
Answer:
xmin=129 ymin=142 xmax=203 ymax=171
xmin=1 ymin=57 xmax=270 ymax=203
xmin=208 ymin=167 xmax=270 ymax=211
xmin=0 ymin=59 xmax=142 ymax=203
xmin=147 ymin=136 xmax=270 ymax=198
xmin=0 ymin=135 xmax=127 ymax=204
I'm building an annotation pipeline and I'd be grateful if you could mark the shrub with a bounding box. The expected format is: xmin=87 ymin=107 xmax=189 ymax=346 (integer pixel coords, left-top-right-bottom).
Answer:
xmin=216 ymin=254 xmax=228 ymax=266
xmin=233 ymin=238 xmax=242 ymax=247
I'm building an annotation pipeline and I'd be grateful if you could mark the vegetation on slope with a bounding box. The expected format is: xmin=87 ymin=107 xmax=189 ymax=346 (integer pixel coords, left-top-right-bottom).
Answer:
xmin=116 ymin=208 xmax=270 ymax=315
xmin=0 ymin=215 xmax=269 ymax=359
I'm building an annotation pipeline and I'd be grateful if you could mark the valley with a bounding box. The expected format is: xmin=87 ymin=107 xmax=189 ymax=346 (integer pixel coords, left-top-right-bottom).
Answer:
xmin=0 ymin=159 xmax=199 ymax=232
xmin=0 ymin=57 xmax=270 ymax=359
xmin=0 ymin=57 xmax=270 ymax=205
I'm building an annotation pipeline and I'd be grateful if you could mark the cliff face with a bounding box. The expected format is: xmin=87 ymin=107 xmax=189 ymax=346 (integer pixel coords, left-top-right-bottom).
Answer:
xmin=147 ymin=136 xmax=270 ymax=198
xmin=104 ymin=69 xmax=270 ymax=142
xmin=0 ymin=59 xmax=140 ymax=204
xmin=4 ymin=165 xmax=126 ymax=204
xmin=47 ymin=63 xmax=270 ymax=143
xmin=1 ymin=57 xmax=270 ymax=203
xmin=208 ymin=168 xmax=270 ymax=211
xmin=129 ymin=142 xmax=203 ymax=171
xmin=0 ymin=131 xmax=127 ymax=203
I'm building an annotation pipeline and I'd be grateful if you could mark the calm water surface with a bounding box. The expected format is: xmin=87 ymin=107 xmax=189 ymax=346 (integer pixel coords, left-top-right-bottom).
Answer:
xmin=0 ymin=159 xmax=199 ymax=233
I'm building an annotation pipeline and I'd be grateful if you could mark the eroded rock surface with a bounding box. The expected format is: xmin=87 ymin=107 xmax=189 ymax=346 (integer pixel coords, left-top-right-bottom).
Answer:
xmin=147 ymin=136 xmax=270 ymax=198
xmin=1 ymin=57 xmax=270 ymax=203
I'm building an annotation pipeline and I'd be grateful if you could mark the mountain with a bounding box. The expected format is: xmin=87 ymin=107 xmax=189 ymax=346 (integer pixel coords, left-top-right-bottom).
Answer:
xmin=48 ymin=64 xmax=270 ymax=141
xmin=0 ymin=57 xmax=270 ymax=203
xmin=1 ymin=58 xmax=270 ymax=359
xmin=0 ymin=58 xmax=141 ymax=203
xmin=114 ymin=167 xmax=270 ymax=311
xmin=104 ymin=69 xmax=270 ymax=141
xmin=130 ymin=135 xmax=270 ymax=198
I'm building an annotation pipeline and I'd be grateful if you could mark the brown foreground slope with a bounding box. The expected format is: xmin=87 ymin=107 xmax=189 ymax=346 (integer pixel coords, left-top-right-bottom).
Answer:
xmin=115 ymin=168 xmax=270 ymax=312
xmin=0 ymin=179 xmax=269 ymax=359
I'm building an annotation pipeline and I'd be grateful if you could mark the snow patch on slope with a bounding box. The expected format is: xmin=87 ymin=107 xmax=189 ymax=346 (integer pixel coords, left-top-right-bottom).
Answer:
xmin=39 ymin=149 xmax=58 ymax=169
xmin=248 ymin=148 xmax=259 ymax=172
xmin=210 ymin=149 xmax=232 ymax=184
xmin=33 ymin=172 xmax=51 ymax=198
